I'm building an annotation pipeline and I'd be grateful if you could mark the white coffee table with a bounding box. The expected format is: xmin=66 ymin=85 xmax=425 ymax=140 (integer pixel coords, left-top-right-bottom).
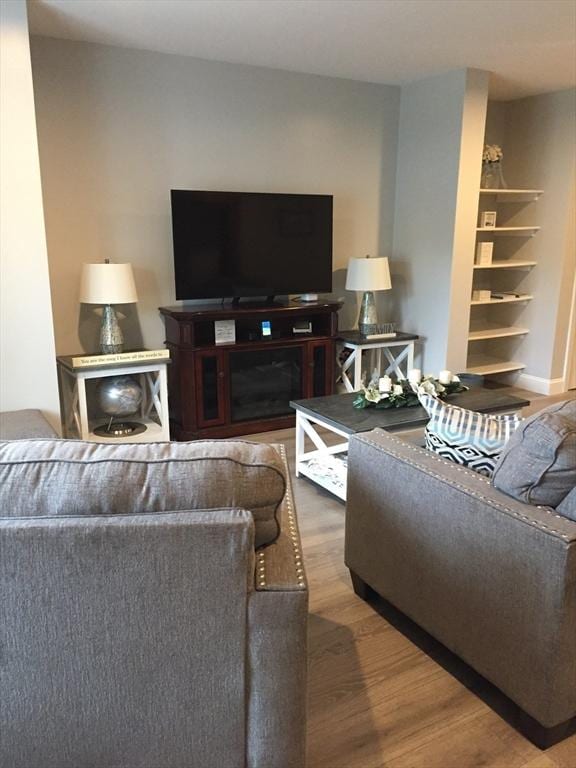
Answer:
xmin=291 ymin=389 xmax=530 ymax=501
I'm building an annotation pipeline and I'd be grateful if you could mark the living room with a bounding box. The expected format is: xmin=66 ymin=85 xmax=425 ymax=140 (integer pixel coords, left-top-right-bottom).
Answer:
xmin=1 ymin=0 xmax=575 ymax=766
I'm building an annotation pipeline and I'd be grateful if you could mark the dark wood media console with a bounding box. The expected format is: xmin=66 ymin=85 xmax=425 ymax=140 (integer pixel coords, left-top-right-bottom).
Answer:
xmin=159 ymin=301 xmax=342 ymax=440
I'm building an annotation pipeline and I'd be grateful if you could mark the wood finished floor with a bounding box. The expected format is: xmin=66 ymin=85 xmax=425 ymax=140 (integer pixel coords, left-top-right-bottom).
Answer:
xmin=248 ymin=388 xmax=576 ymax=768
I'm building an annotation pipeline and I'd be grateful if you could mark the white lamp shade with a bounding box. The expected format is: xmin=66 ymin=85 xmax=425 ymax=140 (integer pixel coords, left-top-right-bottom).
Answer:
xmin=345 ymin=256 xmax=392 ymax=292
xmin=79 ymin=263 xmax=138 ymax=304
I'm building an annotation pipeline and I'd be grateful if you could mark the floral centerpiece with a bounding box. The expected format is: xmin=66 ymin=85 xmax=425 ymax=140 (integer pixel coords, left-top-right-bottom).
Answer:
xmin=481 ymin=143 xmax=507 ymax=189
xmin=353 ymin=369 xmax=467 ymax=410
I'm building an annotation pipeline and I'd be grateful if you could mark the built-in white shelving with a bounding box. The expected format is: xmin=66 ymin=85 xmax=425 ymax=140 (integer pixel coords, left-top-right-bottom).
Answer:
xmin=470 ymin=294 xmax=533 ymax=306
xmin=476 ymin=226 xmax=540 ymax=236
xmin=479 ymin=188 xmax=543 ymax=201
xmin=468 ymin=184 xmax=542 ymax=380
xmin=473 ymin=260 xmax=537 ymax=270
xmin=468 ymin=326 xmax=530 ymax=342
xmin=466 ymin=356 xmax=526 ymax=376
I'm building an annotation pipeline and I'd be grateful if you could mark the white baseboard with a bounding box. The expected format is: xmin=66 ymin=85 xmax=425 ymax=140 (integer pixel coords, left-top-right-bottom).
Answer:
xmin=515 ymin=373 xmax=566 ymax=395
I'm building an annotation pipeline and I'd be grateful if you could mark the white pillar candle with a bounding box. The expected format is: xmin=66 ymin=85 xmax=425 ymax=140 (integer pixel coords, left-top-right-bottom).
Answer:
xmin=379 ymin=376 xmax=392 ymax=393
xmin=438 ymin=370 xmax=453 ymax=385
xmin=407 ymin=368 xmax=422 ymax=384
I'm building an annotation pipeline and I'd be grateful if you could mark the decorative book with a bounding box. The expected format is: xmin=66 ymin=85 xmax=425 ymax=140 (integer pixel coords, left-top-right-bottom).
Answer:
xmin=63 ymin=349 xmax=170 ymax=369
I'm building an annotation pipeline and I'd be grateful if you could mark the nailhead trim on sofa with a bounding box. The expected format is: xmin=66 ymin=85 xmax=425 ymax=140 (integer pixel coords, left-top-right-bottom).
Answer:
xmin=255 ymin=444 xmax=307 ymax=591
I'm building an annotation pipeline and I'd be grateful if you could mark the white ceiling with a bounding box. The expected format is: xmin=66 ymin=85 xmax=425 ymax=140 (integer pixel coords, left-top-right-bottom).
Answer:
xmin=27 ymin=0 xmax=576 ymax=100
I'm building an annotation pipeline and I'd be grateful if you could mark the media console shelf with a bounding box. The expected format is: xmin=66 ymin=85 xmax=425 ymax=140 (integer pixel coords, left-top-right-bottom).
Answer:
xmin=159 ymin=301 xmax=342 ymax=440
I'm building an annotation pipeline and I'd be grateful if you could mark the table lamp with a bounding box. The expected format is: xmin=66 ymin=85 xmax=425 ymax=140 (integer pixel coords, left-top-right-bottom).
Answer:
xmin=345 ymin=255 xmax=392 ymax=336
xmin=79 ymin=261 xmax=138 ymax=354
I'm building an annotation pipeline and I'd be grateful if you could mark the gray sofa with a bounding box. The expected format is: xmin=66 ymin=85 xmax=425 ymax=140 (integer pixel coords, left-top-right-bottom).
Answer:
xmin=0 ymin=410 xmax=307 ymax=768
xmin=345 ymin=427 xmax=576 ymax=746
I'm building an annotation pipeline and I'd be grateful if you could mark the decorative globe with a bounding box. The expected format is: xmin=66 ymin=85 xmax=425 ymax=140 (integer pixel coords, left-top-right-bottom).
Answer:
xmin=97 ymin=375 xmax=142 ymax=417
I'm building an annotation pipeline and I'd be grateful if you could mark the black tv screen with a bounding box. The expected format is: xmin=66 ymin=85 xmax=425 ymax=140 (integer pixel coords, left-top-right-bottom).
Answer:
xmin=171 ymin=190 xmax=333 ymax=300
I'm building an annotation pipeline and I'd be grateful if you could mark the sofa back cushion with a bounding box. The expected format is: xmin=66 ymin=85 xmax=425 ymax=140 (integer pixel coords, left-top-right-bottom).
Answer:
xmin=492 ymin=399 xmax=576 ymax=508
xmin=418 ymin=392 xmax=521 ymax=477
xmin=0 ymin=439 xmax=286 ymax=547
xmin=557 ymin=485 xmax=576 ymax=521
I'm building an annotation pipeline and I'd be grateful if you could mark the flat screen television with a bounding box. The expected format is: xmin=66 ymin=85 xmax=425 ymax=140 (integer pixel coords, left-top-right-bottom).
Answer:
xmin=171 ymin=190 xmax=333 ymax=300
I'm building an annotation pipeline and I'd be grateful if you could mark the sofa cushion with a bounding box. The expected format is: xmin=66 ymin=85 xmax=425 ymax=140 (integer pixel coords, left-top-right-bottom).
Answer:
xmin=492 ymin=399 xmax=576 ymax=508
xmin=418 ymin=392 xmax=521 ymax=477
xmin=0 ymin=439 xmax=286 ymax=547
xmin=0 ymin=409 xmax=58 ymax=440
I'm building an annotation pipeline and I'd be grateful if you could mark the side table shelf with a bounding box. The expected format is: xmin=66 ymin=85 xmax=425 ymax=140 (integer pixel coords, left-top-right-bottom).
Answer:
xmin=57 ymin=358 xmax=170 ymax=443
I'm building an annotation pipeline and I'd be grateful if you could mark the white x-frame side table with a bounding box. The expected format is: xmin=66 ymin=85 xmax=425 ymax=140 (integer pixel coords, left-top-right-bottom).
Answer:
xmin=57 ymin=357 xmax=170 ymax=443
xmin=336 ymin=331 xmax=419 ymax=393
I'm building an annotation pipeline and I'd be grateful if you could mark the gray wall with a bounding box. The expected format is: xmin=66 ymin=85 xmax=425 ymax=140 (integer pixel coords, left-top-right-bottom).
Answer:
xmin=391 ymin=69 xmax=488 ymax=374
xmin=0 ymin=1 xmax=60 ymax=428
xmin=31 ymin=37 xmax=399 ymax=354
xmin=484 ymin=90 xmax=576 ymax=385
xmin=27 ymin=36 xmax=574 ymax=391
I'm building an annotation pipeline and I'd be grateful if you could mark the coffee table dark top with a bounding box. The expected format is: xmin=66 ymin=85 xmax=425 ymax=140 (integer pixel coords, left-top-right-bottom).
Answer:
xmin=290 ymin=389 xmax=530 ymax=436
xmin=337 ymin=330 xmax=419 ymax=345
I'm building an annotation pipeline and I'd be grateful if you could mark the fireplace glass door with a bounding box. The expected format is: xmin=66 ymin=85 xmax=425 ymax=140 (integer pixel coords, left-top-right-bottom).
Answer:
xmin=229 ymin=346 xmax=303 ymax=423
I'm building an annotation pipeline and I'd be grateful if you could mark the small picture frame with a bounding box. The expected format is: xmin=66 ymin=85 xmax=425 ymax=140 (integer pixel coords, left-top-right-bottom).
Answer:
xmin=214 ymin=319 xmax=236 ymax=345
xmin=480 ymin=211 xmax=497 ymax=229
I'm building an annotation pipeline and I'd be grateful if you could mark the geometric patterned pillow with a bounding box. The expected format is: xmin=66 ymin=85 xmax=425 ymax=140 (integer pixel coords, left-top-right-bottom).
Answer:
xmin=418 ymin=392 xmax=521 ymax=477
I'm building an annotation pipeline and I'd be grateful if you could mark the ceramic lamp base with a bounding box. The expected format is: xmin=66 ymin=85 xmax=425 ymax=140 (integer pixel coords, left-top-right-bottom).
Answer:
xmin=100 ymin=304 xmax=124 ymax=354
xmin=358 ymin=291 xmax=378 ymax=336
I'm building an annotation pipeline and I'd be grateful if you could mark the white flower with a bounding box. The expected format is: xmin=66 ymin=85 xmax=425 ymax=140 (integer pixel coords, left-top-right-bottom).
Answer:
xmin=452 ymin=374 xmax=460 ymax=382
xmin=418 ymin=379 xmax=438 ymax=395
xmin=393 ymin=384 xmax=403 ymax=396
xmin=364 ymin=387 xmax=382 ymax=403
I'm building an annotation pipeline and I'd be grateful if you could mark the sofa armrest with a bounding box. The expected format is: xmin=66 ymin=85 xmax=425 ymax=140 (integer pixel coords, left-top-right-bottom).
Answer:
xmin=345 ymin=428 xmax=576 ymax=728
xmin=246 ymin=444 xmax=308 ymax=768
